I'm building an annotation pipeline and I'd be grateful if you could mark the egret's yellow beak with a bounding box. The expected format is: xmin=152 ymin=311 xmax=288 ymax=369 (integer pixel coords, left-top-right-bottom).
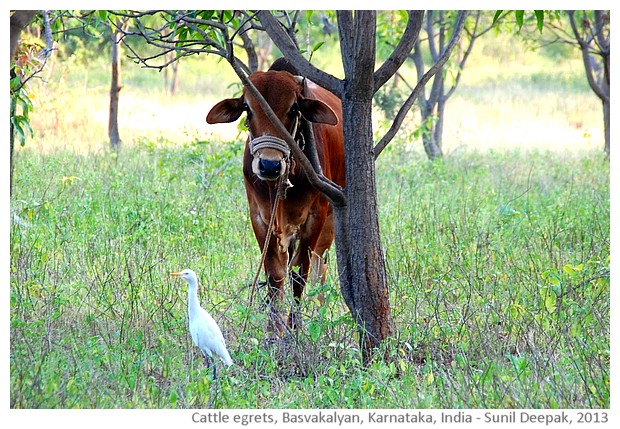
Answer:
xmin=170 ymin=272 xmax=182 ymax=277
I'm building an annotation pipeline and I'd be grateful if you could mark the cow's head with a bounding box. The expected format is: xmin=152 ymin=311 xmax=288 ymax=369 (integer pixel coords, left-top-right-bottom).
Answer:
xmin=206 ymin=71 xmax=338 ymax=181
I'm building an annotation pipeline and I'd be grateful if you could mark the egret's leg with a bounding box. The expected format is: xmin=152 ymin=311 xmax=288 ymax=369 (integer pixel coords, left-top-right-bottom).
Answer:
xmin=203 ymin=353 xmax=217 ymax=379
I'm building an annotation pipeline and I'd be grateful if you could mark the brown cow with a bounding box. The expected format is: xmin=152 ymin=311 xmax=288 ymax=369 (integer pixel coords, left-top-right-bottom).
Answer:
xmin=206 ymin=59 xmax=345 ymax=333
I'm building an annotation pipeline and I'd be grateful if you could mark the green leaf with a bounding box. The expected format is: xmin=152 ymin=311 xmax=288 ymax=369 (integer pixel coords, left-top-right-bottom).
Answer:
xmin=398 ymin=359 xmax=407 ymax=373
xmin=493 ymin=10 xmax=503 ymax=24
xmin=177 ymin=27 xmax=188 ymax=41
xmin=563 ymin=263 xmax=583 ymax=279
xmin=540 ymin=287 xmax=557 ymax=314
xmin=97 ymin=10 xmax=109 ymax=22
xmin=22 ymin=117 xmax=33 ymax=136
xmin=534 ymin=10 xmax=544 ymax=32
xmin=542 ymin=269 xmax=561 ymax=286
xmin=563 ymin=264 xmax=576 ymax=276
xmin=425 ymin=370 xmax=434 ymax=385
xmin=515 ymin=10 xmax=524 ymax=30
xmin=169 ymin=390 xmax=178 ymax=407
xmin=480 ymin=362 xmax=495 ymax=384
xmin=198 ymin=11 xmax=215 ymax=20
xmin=308 ymin=320 xmax=322 ymax=342
xmin=16 ymin=92 xmax=34 ymax=113
xmin=51 ymin=16 xmax=62 ymax=35
xmin=312 ymin=41 xmax=325 ymax=53
xmin=11 ymin=119 xmax=25 ymax=141
xmin=570 ymin=322 xmax=582 ymax=338
xmin=10 ymin=75 xmax=22 ymax=91
xmin=11 ymin=114 xmax=34 ymax=145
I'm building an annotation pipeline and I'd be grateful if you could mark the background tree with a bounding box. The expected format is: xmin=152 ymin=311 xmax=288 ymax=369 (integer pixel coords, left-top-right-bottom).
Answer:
xmin=407 ymin=11 xmax=506 ymax=159
xmin=109 ymin=17 xmax=129 ymax=150
xmin=10 ymin=10 xmax=53 ymax=197
xmin=10 ymin=10 xmax=136 ymax=195
xmin=163 ymin=51 xmax=180 ymax=94
xmin=505 ymin=10 xmax=610 ymax=157
xmin=119 ymin=10 xmax=467 ymax=362
xmin=550 ymin=11 xmax=609 ymax=157
xmin=10 ymin=10 xmax=36 ymax=197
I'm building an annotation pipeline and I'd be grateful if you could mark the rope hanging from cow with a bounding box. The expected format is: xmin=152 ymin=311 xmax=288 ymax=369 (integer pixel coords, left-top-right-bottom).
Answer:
xmin=242 ymin=158 xmax=292 ymax=333
xmin=242 ymin=100 xmax=323 ymax=333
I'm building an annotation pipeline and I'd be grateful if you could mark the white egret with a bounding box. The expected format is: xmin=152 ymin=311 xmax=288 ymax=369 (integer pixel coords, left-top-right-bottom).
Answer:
xmin=170 ymin=269 xmax=233 ymax=378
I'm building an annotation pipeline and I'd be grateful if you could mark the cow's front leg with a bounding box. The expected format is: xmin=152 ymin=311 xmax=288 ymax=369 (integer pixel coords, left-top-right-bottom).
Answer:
xmin=264 ymin=246 xmax=289 ymax=335
xmin=288 ymin=269 xmax=306 ymax=329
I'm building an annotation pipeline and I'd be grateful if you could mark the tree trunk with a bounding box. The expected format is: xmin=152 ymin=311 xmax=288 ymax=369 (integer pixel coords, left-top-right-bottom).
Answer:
xmin=343 ymin=96 xmax=395 ymax=361
xmin=164 ymin=52 xmax=180 ymax=95
xmin=422 ymin=133 xmax=443 ymax=159
xmin=10 ymin=11 xmax=37 ymax=59
xmin=602 ymin=55 xmax=610 ymax=157
xmin=10 ymin=97 xmax=17 ymax=198
xmin=109 ymin=25 xmax=123 ymax=150
xmin=422 ymin=96 xmax=447 ymax=159
xmin=171 ymin=62 xmax=179 ymax=95
xmin=603 ymin=96 xmax=610 ymax=158
xmin=568 ymin=11 xmax=610 ymax=157
xmin=10 ymin=10 xmax=37 ymax=198
xmin=338 ymin=11 xmax=395 ymax=363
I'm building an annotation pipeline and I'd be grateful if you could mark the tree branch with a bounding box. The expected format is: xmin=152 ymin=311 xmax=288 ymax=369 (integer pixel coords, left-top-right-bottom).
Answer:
xmin=445 ymin=11 xmax=479 ymax=100
xmin=39 ymin=11 xmax=55 ymax=60
xmin=373 ymin=11 xmax=467 ymax=159
xmin=373 ymin=10 xmax=424 ymax=92
xmin=568 ymin=11 xmax=608 ymax=103
xmin=593 ymin=10 xmax=610 ymax=54
xmin=257 ymin=10 xmax=343 ymax=97
xmin=426 ymin=11 xmax=439 ymax=62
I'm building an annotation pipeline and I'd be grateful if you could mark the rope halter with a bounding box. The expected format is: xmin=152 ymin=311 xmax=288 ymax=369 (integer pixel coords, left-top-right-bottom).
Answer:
xmin=248 ymin=110 xmax=301 ymax=159
xmin=249 ymin=135 xmax=291 ymax=158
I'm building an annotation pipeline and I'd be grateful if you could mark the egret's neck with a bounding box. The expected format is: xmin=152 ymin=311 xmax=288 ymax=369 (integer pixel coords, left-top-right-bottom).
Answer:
xmin=186 ymin=280 xmax=201 ymax=316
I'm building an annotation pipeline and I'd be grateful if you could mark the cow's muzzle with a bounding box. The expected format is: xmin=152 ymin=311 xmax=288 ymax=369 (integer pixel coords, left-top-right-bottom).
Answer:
xmin=250 ymin=136 xmax=291 ymax=181
xmin=257 ymin=158 xmax=282 ymax=178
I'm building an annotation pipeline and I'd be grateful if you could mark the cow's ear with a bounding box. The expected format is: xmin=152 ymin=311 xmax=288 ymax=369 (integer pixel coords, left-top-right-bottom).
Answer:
xmin=298 ymin=98 xmax=338 ymax=126
xmin=206 ymin=97 xmax=245 ymax=124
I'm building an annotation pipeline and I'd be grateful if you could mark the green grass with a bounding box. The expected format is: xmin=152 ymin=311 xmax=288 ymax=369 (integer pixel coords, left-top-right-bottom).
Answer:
xmin=10 ymin=139 xmax=609 ymax=408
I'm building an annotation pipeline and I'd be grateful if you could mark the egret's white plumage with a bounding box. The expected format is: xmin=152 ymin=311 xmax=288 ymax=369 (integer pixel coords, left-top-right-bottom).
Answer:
xmin=171 ymin=269 xmax=233 ymax=377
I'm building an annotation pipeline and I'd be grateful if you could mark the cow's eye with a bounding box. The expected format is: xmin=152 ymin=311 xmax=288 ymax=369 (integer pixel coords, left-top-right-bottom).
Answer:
xmin=243 ymin=102 xmax=252 ymax=119
xmin=289 ymin=103 xmax=299 ymax=117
